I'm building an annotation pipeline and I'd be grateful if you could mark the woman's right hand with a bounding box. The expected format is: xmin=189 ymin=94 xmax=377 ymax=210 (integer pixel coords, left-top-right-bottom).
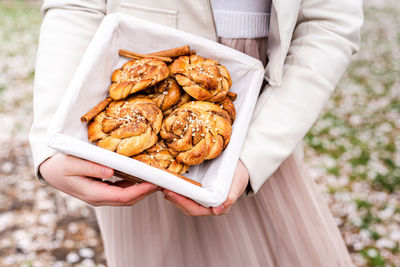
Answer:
xmin=39 ymin=153 xmax=159 ymax=206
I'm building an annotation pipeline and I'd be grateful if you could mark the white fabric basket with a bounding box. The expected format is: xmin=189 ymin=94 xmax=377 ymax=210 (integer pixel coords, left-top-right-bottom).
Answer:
xmin=47 ymin=13 xmax=264 ymax=207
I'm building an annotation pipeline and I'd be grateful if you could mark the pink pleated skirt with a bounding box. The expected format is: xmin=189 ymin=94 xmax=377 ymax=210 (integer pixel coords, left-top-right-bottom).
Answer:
xmin=95 ymin=38 xmax=354 ymax=267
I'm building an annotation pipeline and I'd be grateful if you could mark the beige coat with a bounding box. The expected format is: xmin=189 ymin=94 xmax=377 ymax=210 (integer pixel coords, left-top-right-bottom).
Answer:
xmin=30 ymin=0 xmax=363 ymax=193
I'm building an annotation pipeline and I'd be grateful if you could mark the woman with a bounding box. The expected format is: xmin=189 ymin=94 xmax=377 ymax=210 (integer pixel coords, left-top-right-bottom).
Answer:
xmin=30 ymin=0 xmax=363 ymax=266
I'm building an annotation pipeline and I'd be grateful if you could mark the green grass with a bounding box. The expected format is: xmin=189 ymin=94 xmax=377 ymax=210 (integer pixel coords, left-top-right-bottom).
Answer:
xmin=304 ymin=1 xmax=400 ymax=266
xmin=0 ymin=0 xmax=41 ymax=119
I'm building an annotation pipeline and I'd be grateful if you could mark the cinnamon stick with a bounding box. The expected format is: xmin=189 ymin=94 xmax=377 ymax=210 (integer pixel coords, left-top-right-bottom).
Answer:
xmin=114 ymin=170 xmax=147 ymax=184
xmin=114 ymin=168 xmax=202 ymax=187
xmin=161 ymin=167 xmax=202 ymax=187
xmin=117 ymin=51 xmax=142 ymax=60
xmin=119 ymin=49 xmax=172 ymax=62
xmin=148 ymin=45 xmax=191 ymax=58
xmin=80 ymin=97 xmax=112 ymax=122
xmin=227 ymin=92 xmax=237 ymax=101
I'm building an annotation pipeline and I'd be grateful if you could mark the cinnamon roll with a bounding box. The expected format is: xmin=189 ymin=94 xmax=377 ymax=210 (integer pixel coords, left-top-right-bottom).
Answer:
xmin=133 ymin=140 xmax=189 ymax=175
xmin=169 ymin=55 xmax=232 ymax=102
xmin=109 ymin=58 xmax=169 ymax=100
xmin=160 ymin=101 xmax=233 ymax=165
xmin=88 ymin=97 xmax=163 ymax=157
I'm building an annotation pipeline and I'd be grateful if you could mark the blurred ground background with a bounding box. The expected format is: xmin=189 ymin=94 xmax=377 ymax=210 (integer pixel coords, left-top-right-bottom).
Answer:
xmin=0 ymin=0 xmax=399 ymax=266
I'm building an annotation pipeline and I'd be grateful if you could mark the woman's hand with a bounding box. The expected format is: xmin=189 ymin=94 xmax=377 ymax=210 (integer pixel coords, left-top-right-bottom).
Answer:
xmin=40 ymin=153 xmax=159 ymax=206
xmin=163 ymin=160 xmax=250 ymax=216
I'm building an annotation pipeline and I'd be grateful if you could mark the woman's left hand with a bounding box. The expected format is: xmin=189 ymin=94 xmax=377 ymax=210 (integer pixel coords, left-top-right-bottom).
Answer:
xmin=162 ymin=160 xmax=250 ymax=216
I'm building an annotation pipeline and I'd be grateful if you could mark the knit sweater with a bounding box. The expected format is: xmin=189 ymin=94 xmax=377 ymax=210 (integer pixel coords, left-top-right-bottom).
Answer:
xmin=210 ymin=0 xmax=272 ymax=38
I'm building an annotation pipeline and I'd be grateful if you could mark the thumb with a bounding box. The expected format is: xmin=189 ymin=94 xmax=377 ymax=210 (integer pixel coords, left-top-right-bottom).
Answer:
xmin=64 ymin=155 xmax=114 ymax=179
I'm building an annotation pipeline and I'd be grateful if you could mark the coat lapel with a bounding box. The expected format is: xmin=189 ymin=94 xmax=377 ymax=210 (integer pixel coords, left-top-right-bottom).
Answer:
xmin=266 ymin=0 xmax=301 ymax=86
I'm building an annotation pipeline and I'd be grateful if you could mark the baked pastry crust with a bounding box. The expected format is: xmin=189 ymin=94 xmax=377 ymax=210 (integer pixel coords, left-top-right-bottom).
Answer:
xmin=109 ymin=58 xmax=169 ymax=100
xmin=133 ymin=140 xmax=189 ymax=175
xmin=170 ymin=55 xmax=232 ymax=102
xmin=160 ymin=101 xmax=233 ymax=165
xmin=144 ymin=78 xmax=182 ymax=111
xmin=217 ymin=96 xmax=236 ymax=124
xmin=85 ymin=49 xmax=236 ymax=177
xmin=88 ymin=97 xmax=163 ymax=157
xmin=163 ymin=92 xmax=192 ymax=117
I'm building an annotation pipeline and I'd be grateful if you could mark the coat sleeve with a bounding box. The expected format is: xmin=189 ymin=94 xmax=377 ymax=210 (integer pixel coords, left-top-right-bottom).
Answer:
xmin=29 ymin=0 xmax=106 ymax=178
xmin=240 ymin=0 xmax=363 ymax=193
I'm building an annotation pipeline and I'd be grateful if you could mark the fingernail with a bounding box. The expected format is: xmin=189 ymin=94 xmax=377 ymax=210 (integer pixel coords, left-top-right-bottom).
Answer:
xmin=164 ymin=195 xmax=173 ymax=201
xmin=214 ymin=204 xmax=224 ymax=215
xmin=147 ymin=183 xmax=158 ymax=188
xmin=166 ymin=191 xmax=176 ymax=199
xmin=162 ymin=189 xmax=171 ymax=195
xmin=166 ymin=192 xmax=174 ymax=198
xmin=102 ymin=167 xmax=113 ymax=178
